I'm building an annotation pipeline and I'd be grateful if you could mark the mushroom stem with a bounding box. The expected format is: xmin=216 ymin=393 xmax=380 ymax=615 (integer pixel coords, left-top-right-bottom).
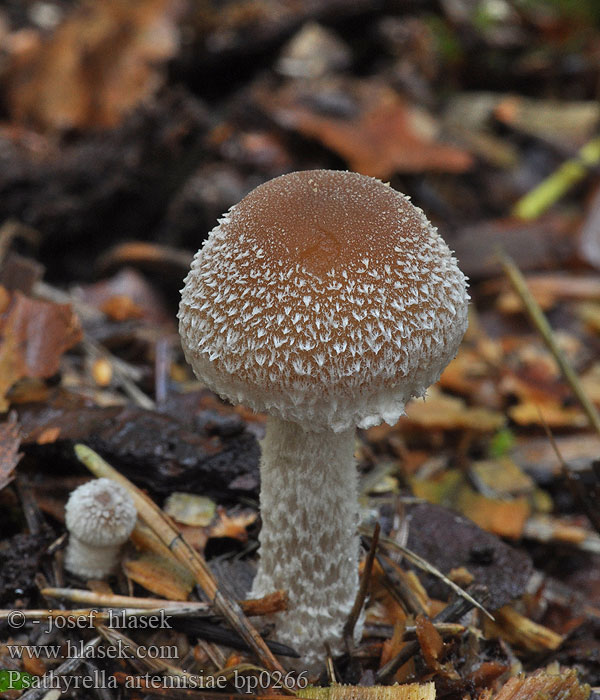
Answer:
xmin=65 ymin=537 xmax=121 ymax=580
xmin=251 ymin=415 xmax=360 ymax=670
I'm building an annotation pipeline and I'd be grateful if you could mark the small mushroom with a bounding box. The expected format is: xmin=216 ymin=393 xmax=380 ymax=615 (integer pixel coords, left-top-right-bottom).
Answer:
xmin=64 ymin=478 xmax=137 ymax=579
xmin=178 ymin=170 xmax=469 ymax=669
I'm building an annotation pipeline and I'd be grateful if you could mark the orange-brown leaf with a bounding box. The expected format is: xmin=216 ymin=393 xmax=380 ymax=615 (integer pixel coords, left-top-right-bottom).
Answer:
xmin=0 ymin=291 xmax=82 ymax=410
xmin=263 ymin=79 xmax=472 ymax=178
xmin=6 ymin=0 xmax=181 ymax=131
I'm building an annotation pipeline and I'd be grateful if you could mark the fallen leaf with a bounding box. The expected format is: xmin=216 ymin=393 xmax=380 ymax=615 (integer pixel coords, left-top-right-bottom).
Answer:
xmin=512 ymin=433 xmax=600 ymax=476
xmin=260 ymin=78 xmax=472 ymax=178
xmin=36 ymin=426 xmax=61 ymax=445
xmin=492 ymin=274 xmax=600 ymax=313
xmin=0 ymin=413 xmax=21 ymax=491
xmin=415 ymin=614 xmax=444 ymax=668
xmin=403 ymin=388 xmax=505 ymax=432
xmin=6 ymin=0 xmax=182 ymax=131
xmin=451 ymin=215 xmax=577 ymax=280
xmin=209 ymin=507 xmax=257 ymax=542
xmin=523 ymin=515 xmax=600 ymax=552
xmin=0 ymin=290 xmax=82 ymax=411
xmin=164 ymin=492 xmax=217 ymax=527
xmin=494 ymin=96 xmax=600 ymax=149
xmin=123 ymin=553 xmax=195 ymax=601
xmin=458 ymin=489 xmax=530 ymax=539
xmin=412 ymin=470 xmax=531 ymax=539
xmin=508 ymin=401 xmax=587 ymax=428
xmin=100 ymin=295 xmax=145 ymax=322
xmin=76 ymin=267 xmax=173 ymax=326
xmin=470 ymin=457 xmax=536 ymax=497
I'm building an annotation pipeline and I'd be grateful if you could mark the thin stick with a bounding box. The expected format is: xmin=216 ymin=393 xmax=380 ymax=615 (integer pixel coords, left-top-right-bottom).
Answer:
xmin=344 ymin=522 xmax=380 ymax=650
xmin=500 ymin=250 xmax=600 ymax=437
xmin=40 ymin=587 xmax=287 ymax=617
xmin=74 ymin=444 xmax=285 ymax=674
xmin=0 ymin=605 xmax=273 ymax=623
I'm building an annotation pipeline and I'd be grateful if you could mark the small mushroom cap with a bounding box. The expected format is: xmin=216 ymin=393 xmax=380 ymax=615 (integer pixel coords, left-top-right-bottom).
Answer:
xmin=65 ymin=478 xmax=137 ymax=546
xmin=179 ymin=170 xmax=468 ymax=431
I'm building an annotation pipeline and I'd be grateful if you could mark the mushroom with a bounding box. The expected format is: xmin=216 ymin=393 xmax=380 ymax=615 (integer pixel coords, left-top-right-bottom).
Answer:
xmin=178 ymin=169 xmax=469 ymax=669
xmin=64 ymin=478 xmax=137 ymax=579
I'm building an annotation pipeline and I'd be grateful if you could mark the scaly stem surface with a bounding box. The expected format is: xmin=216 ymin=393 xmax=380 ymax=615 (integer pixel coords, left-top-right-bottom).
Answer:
xmin=251 ymin=416 xmax=360 ymax=671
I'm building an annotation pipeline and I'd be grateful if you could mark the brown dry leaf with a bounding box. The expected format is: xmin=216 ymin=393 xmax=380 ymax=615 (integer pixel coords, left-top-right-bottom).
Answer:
xmin=458 ymin=489 xmax=530 ymax=539
xmin=493 ymin=668 xmax=590 ymax=700
xmin=78 ymin=267 xmax=175 ymax=326
xmin=447 ymin=567 xmax=474 ymax=587
xmin=0 ymin=413 xmax=21 ymax=491
xmin=484 ymin=605 xmax=564 ymax=653
xmin=494 ymin=96 xmax=600 ymax=149
xmin=523 ymin=515 xmax=600 ymax=551
xmin=403 ymin=388 xmax=505 ymax=432
xmin=412 ymin=470 xmax=530 ymax=539
xmin=100 ymin=295 xmax=145 ymax=322
xmin=494 ymin=274 xmax=600 ymax=313
xmin=6 ymin=0 xmax=181 ymax=131
xmin=512 ymin=433 xmax=600 ymax=475
xmin=439 ymin=346 xmax=498 ymax=397
xmin=0 ymin=290 xmax=82 ymax=411
xmin=508 ymin=401 xmax=587 ymax=428
xmin=415 ymin=614 xmax=444 ymax=668
xmin=262 ymin=78 xmax=472 ymax=178
xmin=123 ymin=553 xmax=195 ymax=601
xmin=163 ymin=492 xmax=217 ymax=527
xmin=470 ymin=458 xmax=536 ymax=497
xmin=21 ymin=648 xmax=47 ymax=677
xmin=209 ymin=507 xmax=257 ymax=542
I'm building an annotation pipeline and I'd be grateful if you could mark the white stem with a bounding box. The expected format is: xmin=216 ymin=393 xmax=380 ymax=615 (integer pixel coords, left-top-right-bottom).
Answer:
xmin=251 ymin=416 xmax=360 ymax=671
xmin=65 ymin=537 xmax=121 ymax=579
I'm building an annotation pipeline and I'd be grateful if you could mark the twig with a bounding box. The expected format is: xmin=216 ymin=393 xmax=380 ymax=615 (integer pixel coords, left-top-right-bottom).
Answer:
xmin=513 ymin=134 xmax=600 ymax=220
xmin=74 ymin=444 xmax=285 ymax=674
xmin=499 ymin=250 xmax=600 ymax=437
xmin=344 ymin=522 xmax=379 ymax=650
xmin=40 ymin=587 xmax=287 ymax=617
xmin=0 ymin=605 xmax=281 ymax=623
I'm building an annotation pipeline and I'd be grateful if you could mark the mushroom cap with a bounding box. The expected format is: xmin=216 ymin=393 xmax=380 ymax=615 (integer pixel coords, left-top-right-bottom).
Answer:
xmin=179 ymin=170 xmax=468 ymax=432
xmin=65 ymin=478 xmax=137 ymax=546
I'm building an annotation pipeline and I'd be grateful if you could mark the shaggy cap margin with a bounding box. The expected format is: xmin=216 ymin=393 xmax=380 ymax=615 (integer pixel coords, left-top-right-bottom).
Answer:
xmin=179 ymin=170 xmax=468 ymax=432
